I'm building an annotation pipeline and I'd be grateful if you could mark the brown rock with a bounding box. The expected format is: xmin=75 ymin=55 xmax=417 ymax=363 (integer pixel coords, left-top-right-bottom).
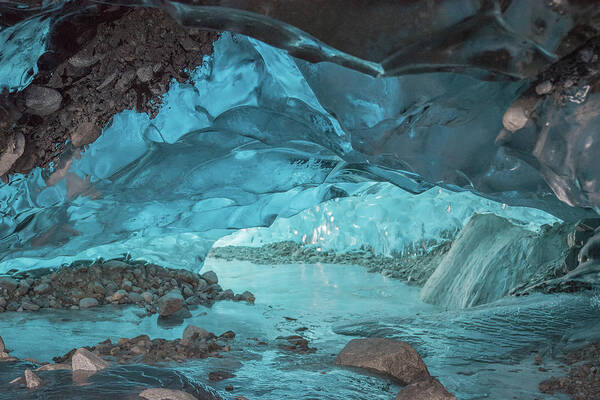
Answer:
xmin=79 ymin=297 xmax=99 ymax=309
xmin=335 ymin=338 xmax=430 ymax=385
xmin=396 ymin=378 xmax=456 ymax=400
xmin=139 ymin=388 xmax=198 ymax=400
xmin=70 ymin=120 xmax=100 ymax=147
xmin=157 ymin=289 xmax=184 ymax=316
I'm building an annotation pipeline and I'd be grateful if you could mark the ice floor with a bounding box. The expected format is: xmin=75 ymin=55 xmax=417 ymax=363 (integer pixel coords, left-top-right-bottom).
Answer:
xmin=2 ymin=259 xmax=599 ymax=399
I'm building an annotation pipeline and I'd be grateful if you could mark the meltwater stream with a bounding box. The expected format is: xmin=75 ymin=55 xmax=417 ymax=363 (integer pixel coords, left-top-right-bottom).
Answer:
xmin=2 ymin=258 xmax=598 ymax=399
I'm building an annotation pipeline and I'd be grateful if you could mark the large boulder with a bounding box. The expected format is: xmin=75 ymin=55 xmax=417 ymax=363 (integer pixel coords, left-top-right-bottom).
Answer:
xmin=396 ymin=378 xmax=456 ymax=400
xmin=157 ymin=289 xmax=184 ymax=316
xmin=71 ymin=348 xmax=109 ymax=372
xmin=24 ymin=85 xmax=62 ymax=116
xmin=335 ymin=338 xmax=430 ymax=385
xmin=24 ymin=369 xmax=43 ymax=389
xmin=183 ymin=325 xmax=212 ymax=341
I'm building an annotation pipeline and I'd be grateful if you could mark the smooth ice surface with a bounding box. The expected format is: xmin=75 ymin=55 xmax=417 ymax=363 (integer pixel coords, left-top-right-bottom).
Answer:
xmin=0 ymin=17 xmax=49 ymax=91
xmin=0 ymin=32 xmax=560 ymax=274
xmin=2 ymin=259 xmax=598 ymax=399
xmin=217 ymin=183 xmax=559 ymax=256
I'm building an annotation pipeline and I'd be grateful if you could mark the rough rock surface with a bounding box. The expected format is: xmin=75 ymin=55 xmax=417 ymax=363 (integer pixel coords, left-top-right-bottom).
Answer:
xmin=0 ymin=7 xmax=218 ymax=177
xmin=335 ymin=338 xmax=430 ymax=385
xmin=157 ymin=289 xmax=184 ymax=316
xmin=71 ymin=348 xmax=109 ymax=372
xmin=396 ymin=378 xmax=456 ymax=400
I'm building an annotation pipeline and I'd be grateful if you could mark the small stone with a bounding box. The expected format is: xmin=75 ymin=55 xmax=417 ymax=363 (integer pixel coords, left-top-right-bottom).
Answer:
xmin=139 ymin=388 xmax=198 ymax=400
xmin=218 ymin=289 xmax=234 ymax=300
xmin=112 ymin=290 xmax=128 ymax=301
xmin=208 ymin=370 xmax=236 ymax=382
xmin=157 ymin=289 xmax=184 ymax=316
xmin=185 ymin=296 xmax=200 ymax=305
xmin=71 ymin=348 xmax=109 ymax=372
xmin=535 ymin=81 xmax=553 ymax=95
xmin=24 ymin=369 xmax=43 ymax=389
xmin=122 ymin=279 xmax=133 ymax=291
xmin=0 ymin=277 xmax=18 ymax=293
xmin=33 ymin=282 xmax=51 ymax=295
xmin=141 ymin=292 xmax=153 ymax=303
xmin=24 ymin=85 xmax=62 ymax=116
xmin=502 ymin=104 xmax=528 ymax=132
xmin=0 ymin=132 xmax=25 ymax=177
xmin=136 ymin=65 xmax=154 ymax=83
xmin=79 ymin=298 xmax=99 ymax=309
xmin=201 ymin=271 xmax=218 ymax=285
xmin=128 ymin=292 xmax=142 ymax=303
xmin=239 ymin=291 xmax=255 ymax=303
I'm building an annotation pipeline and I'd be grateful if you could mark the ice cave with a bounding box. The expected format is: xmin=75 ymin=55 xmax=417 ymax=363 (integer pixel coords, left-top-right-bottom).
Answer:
xmin=1 ymin=1 xmax=600 ymax=399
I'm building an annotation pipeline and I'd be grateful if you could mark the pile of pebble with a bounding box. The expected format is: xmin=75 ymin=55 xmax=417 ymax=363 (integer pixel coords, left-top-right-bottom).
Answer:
xmin=0 ymin=259 xmax=255 ymax=316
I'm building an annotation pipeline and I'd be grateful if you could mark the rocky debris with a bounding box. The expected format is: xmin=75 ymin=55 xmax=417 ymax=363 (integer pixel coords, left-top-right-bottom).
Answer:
xmin=202 ymin=271 xmax=218 ymax=285
xmin=139 ymin=388 xmax=199 ymax=400
xmin=396 ymin=378 xmax=456 ymax=400
xmin=539 ymin=340 xmax=600 ymax=400
xmin=35 ymin=363 xmax=71 ymax=371
xmin=53 ymin=326 xmax=233 ymax=366
xmin=1 ymin=7 xmax=218 ymax=177
xmin=275 ymin=335 xmax=316 ymax=353
xmin=336 ymin=338 xmax=430 ymax=385
xmin=0 ymin=335 xmax=17 ymax=361
xmin=208 ymin=370 xmax=236 ymax=382
xmin=209 ymin=238 xmax=454 ymax=286
xmin=71 ymin=348 xmax=109 ymax=372
xmin=0 ymin=335 xmax=4 ymax=353
xmin=0 ymin=260 xmax=254 ymax=315
xmin=24 ymin=368 xmax=43 ymax=389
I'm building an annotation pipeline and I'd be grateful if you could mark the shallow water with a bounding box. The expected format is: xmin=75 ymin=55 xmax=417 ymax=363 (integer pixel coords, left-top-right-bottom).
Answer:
xmin=2 ymin=259 xmax=598 ymax=399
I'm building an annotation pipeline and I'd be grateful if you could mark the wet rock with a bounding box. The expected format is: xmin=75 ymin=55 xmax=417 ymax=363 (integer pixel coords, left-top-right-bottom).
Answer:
xmin=139 ymin=388 xmax=198 ymax=400
xmin=36 ymin=363 xmax=72 ymax=371
xmin=238 ymin=290 xmax=255 ymax=303
xmin=0 ymin=277 xmax=18 ymax=293
xmin=217 ymin=289 xmax=234 ymax=300
xmin=24 ymin=368 xmax=43 ymax=389
xmin=24 ymin=85 xmax=62 ymax=116
xmin=141 ymin=291 xmax=154 ymax=303
xmin=396 ymin=378 xmax=456 ymax=400
xmin=276 ymin=335 xmax=316 ymax=353
xmin=33 ymin=282 xmax=51 ymax=295
xmin=183 ymin=325 xmax=212 ymax=341
xmin=71 ymin=348 xmax=109 ymax=372
xmin=157 ymin=289 xmax=184 ymax=316
xmin=208 ymin=370 xmax=236 ymax=382
xmin=202 ymin=271 xmax=218 ymax=285
xmin=136 ymin=65 xmax=154 ymax=83
xmin=112 ymin=289 xmax=128 ymax=301
xmin=335 ymin=338 xmax=430 ymax=385
xmin=21 ymin=301 xmax=40 ymax=311
xmin=79 ymin=297 xmax=99 ymax=309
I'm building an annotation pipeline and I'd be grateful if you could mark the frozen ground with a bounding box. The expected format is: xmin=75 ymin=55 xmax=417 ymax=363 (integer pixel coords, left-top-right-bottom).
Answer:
xmin=2 ymin=259 xmax=598 ymax=399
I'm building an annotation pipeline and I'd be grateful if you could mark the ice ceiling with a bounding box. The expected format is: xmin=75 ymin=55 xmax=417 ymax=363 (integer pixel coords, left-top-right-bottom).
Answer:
xmin=1 ymin=0 xmax=600 ymax=272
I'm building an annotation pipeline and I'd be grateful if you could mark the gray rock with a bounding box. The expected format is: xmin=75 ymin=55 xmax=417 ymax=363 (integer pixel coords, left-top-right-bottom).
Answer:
xmin=136 ymin=65 xmax=154 ymax=83
xmin=217 ymin=289 xmax=234 ymax=300
xmin=183 ymin=325 xmax=212 ymax=341
xmin=112 ymin=290 xmax=128 ymax=301
xmin=24 ymin=369 xmax=43 ymax=389
xmin=157 ymin=289 xmax=184 ymax=316
xmin=0 ymin=277 xmax=18 ymax=293
xmin=21 ymin=301 xmax=40 ymax=311
xmin=33 ymin=282 xmax=51 ymax=295
xmin=25 ymin=85 xmax=62 ymax=116
xmin=396 ymin=378 xmax=456 ymax=400
xmin=141 ymin=291 xmax=153 ymax=303
xmin=201 ymin=271 xmax=218 ymax=285
xmin=0 ymin=336 xmax=4 ymax=353
xmin=239 ymin=291 xmax=255 ymax=303
xmin=71 ymin=348 xmax=109 ymax=372
xmin=335 ymin=338 xmax=430 ymax=385
xmin=139 ymin=388 xmax=198 ymax=400
xmin=79 ymin=298 xmax=99 ymax=309
xmin=128 ymin=292 xmax=142 ymax=303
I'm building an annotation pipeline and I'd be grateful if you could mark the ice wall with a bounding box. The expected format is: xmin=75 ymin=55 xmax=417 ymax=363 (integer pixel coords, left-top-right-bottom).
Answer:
xmin=421 ymin=213 xmax=570 ymax=308
xmin=217 ymin=183 xmax=560 ymax=256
